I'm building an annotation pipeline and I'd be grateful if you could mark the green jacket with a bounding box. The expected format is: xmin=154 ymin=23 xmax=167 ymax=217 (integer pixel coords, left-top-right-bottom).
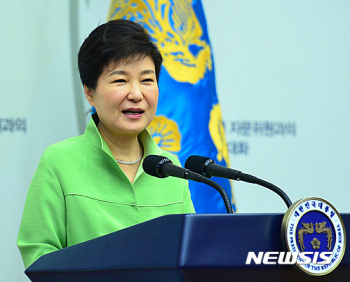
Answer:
xmin=17 ymin=114 xmax=195 ymax=268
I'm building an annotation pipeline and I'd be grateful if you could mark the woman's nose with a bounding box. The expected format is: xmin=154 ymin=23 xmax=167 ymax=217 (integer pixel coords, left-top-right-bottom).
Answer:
xmin=127 ymin=83 xmax=143 ymax=101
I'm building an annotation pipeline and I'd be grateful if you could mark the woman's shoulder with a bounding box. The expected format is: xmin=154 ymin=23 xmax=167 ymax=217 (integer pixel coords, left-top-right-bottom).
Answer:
xmin=42 ymin=134 xmax=88 ymax=159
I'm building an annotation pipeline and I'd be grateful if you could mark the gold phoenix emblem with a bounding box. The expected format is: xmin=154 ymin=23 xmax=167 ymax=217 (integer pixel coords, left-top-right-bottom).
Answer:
xmin=209 ymin=103 xmax=230 ymax=166
xmin=298 ymin=222 xmax=314 ymax=252
xmin=147 ymin=115 xmax=181 ymax=153
xmin=108 ymin=0 xmax=213 ymax=84
xmin=315 ymin=221 xmax=333 ymax=251
xmin=297 ymin=221 xmax=333 ymax=252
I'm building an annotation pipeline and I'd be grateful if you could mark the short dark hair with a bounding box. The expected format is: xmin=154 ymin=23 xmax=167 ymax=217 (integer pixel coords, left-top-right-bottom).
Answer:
xmin=78 ymin=19 xmax=163 ymax=90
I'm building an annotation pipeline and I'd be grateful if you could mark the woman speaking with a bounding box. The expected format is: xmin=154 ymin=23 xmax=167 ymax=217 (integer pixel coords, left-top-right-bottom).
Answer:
xmin=17 ymin=19 xmax=195 ymax=269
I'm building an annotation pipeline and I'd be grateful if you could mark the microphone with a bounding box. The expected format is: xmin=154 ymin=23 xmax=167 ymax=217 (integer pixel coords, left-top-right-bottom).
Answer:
xmin=185 ymin=155 xmax=292 ymax=208
xmin=143 ymin=155 xmax=202 ymax=182
xmin=185 ymin=155 xmax=256 ymax=183
xmin=143 ymin=155 xmax=233 ymax=213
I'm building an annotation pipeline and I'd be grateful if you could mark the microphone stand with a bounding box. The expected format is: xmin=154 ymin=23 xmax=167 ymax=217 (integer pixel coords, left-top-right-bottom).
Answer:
xmin=187 ymin=172 xmax=233 ymax=213
xmin=236 ymin=172 xmax=292 ymax=208
xmin=200 ymin=177 xmax=234 ymax=213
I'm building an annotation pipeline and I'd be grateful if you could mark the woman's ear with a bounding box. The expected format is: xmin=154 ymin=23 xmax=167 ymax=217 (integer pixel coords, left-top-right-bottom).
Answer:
xmin=84 ymin=85 xmax=95 ymax=106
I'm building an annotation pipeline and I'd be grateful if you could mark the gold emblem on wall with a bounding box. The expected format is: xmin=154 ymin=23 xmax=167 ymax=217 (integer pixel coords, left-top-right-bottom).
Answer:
xmin=147 ymin=115 xmax=181 ymax=153
xmin=108 ymin=0 xmax=212 ymax=84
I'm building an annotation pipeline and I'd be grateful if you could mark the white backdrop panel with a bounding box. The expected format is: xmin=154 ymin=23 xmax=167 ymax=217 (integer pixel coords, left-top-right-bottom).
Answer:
xmin=202 ymin=0 xmax=350 ymax=213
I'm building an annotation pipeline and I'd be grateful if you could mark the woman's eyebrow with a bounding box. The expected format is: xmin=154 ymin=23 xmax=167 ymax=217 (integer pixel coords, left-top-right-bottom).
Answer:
xmin=108 ymin=69 xmax=155 ymax=76
xmin=108 ymin=70 xmax=127 ymax=77
xmin=141 ymin=69 xmax=155 ymax=75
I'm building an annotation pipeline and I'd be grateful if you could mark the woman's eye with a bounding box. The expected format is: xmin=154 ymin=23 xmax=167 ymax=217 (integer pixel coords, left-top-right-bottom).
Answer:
xmin=114 ymin=79 xmax=126 ymax=83
xmin=143 ymin=78 xmax=154 ymax=83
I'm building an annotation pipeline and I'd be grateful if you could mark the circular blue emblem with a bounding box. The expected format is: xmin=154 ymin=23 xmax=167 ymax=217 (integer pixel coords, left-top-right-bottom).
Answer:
xmin=281 ymin=197 xmax=346 ymax=276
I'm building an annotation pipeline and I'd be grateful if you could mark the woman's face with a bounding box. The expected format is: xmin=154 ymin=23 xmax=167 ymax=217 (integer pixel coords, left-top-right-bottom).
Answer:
xmin=85 ymin=55 xmax=159 ymax=138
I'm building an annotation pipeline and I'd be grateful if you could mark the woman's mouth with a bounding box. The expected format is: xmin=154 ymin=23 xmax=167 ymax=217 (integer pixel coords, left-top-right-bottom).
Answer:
xmin=122 ymin=108 xmax=144 ymax=118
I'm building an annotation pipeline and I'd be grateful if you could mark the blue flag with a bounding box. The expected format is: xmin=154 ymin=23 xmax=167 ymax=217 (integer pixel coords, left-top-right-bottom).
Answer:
xmin=108 ymin=0 xmax=236 ymax=213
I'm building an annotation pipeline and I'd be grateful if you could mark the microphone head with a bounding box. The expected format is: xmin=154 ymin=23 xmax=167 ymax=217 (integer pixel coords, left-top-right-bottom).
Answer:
xmin=185 ymin=155 xmax=215 ymax=178
xmin=143 ymin=155 xmax=172 ymax=178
